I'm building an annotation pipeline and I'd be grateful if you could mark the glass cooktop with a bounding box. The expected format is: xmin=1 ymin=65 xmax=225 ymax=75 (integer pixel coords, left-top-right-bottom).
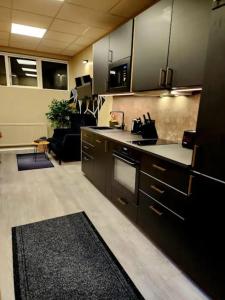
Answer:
xmin=128 ymin=139 xmax=177 ymax=146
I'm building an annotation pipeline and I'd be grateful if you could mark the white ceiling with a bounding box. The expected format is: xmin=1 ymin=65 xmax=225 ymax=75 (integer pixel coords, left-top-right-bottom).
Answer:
xmin=0 ymin=0 xmax=155 ymax=58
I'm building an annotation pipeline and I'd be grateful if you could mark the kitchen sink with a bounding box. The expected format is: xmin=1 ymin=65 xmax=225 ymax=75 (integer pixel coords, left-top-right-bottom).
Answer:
xmin=89 ymin=126 xmax=115 ymax=130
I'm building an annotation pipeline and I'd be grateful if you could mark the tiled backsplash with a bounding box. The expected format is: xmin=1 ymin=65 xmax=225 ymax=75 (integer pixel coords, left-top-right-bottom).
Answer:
xmin=112 ymin=94 xmax=200 ymax=143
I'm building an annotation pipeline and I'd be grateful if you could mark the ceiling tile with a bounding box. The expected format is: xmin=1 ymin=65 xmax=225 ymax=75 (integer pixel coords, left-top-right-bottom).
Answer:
xmin=39 ymin=38 xmax=70 ymax=50
xmin=0 ymin=38 xmax=9 ymax=46
xmin=44 ymin=31 xmax=77 ymax=43
xmin=110 ymin=0 xmax=153 ymax=18
xmin=0 ymin=21 xmax=10 ymax=32
xmin=12 ymin=0 xmax=63 ymax=17
xmin=12 ymin=10 xmax=53 ymax=28
xmin=83 ymin=26 xmax=107 ymax=39
xmin=9 ymin=40 xmax=38 ymax=50
xmin=10 ymin=34 xmax=41 ymax=46
xmin=57 ymin=3 xmax=125 ymax=30
xmin=0 ymin=7 xmax=11 ymax=22
xmin=65 ymin=0 xmax=120 ymax=12
xmin=61 ymin=49 xmax=76 ymax=56
xmin=74 ymin=35 xmax=95 ymax=46
xmin=0 ymin=31 xmax=9 ymax=40
xmin=36 ymin=45 xmax=63 ymax=54
xmin=50 ymin=19 xmax=88 ymax=35
xmin=65 ymin=42 xmax=83 ymax=52
xmin=0 ymin=0 xmax=12 ymax=8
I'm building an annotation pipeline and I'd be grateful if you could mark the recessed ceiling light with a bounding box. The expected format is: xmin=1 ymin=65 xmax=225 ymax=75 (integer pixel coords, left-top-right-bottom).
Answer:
xmin=17 ymin=59 xmax=36 ymax=65
xmin=22 ymin=68 xmax=37 ymax=72
xmin=25 ymin=73 xmax=37 ymax=77
xmin=11 ymin=23 xmax=46 ymax=38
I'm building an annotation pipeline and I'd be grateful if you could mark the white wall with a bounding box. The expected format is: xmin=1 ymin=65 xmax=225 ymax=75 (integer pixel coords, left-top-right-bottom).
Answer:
xmin=0 ymin=85 xmax=69 ymax=146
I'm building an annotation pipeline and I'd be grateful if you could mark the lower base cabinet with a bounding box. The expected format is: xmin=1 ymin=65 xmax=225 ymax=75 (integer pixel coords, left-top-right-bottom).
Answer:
xmin=138 ymin=190 xmax=225 ymax=300
xmin=111 ymin=185 xmax=138 ymax=223
xmin=81 ymin=152 xmax=94 ymax=179
xmin=137 ymin=191 xmax=187 ymax=262
xmin=81 ymin=129 xmax=225 ymax=300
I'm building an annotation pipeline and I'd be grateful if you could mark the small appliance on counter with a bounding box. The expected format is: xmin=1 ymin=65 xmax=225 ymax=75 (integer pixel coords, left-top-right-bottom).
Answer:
xmin=182 ymin=130 xmax=196 ymax=149
xmin=141 ymin=113 xmax=158 ymax=139
xmin=131 ymin=118 xmax=142 ymax=134
xmin=131 ymin=112 xmax=158 ymax=139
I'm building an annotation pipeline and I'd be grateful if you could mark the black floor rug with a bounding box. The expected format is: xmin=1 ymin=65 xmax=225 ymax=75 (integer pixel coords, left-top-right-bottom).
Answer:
xmin=12 ymin=212 xmax=144 ymax=300
xmin=16 ymin=153 xmax=54 ymax=171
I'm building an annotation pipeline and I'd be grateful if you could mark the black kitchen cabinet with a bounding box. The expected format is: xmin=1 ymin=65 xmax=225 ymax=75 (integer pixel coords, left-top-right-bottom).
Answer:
xmin=132 ymin=0 xmax=172 ymax=91
xmin=132 ymin=0 xmax=212 ymax=91
xmin=93 ymin=35 xmax=109 ymax=95
xmin=81 ymin=129 xmax=112 ymax=198
xmin=109 ymin=20 xmax=133 ymax=63
xmin=167 ymin=0 xmax=212 ymax=88
xmin=81 ymin=131 xmax=94 ymax=180
xmin=193 ymin=3 xmax=225 ymax=182
xmin=92 ymin=134 xmax=109 ymax=195
xmin=93 ymin=20 xmax=133 ymax=95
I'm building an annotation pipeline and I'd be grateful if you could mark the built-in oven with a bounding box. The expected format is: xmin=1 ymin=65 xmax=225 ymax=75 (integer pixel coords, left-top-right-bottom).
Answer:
xmin=108 ymin=57 xmax=131 ymax=93
xmin=111 ymin=144 xmax=140 ymax=212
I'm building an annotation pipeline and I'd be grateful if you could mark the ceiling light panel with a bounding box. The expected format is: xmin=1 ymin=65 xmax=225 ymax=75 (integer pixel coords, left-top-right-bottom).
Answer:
xmin=22 ymin=68 xmax=37 ymax=72
xmin=25 ymin=73 xmax=37 ymax=77
xmin=17 ymin=59 xmax=36 ymax=65
xmin=11 ymin=23 xmax=46 ymax=38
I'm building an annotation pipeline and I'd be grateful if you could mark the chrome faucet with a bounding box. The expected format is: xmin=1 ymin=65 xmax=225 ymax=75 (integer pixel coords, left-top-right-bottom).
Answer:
xmin=110 ymin=111 xmax=125 ymax=130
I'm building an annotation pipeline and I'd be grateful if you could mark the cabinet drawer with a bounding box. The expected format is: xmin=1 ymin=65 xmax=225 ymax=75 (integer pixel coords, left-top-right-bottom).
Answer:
xmin=81 ymin=151 xmax=94 ymax=179
xmin=82 ymin=140 xmax=95 ymax=155
xmin=141 ymin=153 xmax=189 ymax=193
xmin=139 ymin=172 xmax=189 ymax=218
xmin=81 ymin=130 xmax=94 ymax=144
xmin=111 ymin=186 xmax=138 ymax=223
xmin=137 ymin=192 xmax=186 ymax=258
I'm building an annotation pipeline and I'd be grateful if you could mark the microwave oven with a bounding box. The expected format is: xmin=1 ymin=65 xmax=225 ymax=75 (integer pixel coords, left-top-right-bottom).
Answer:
xmin=108 ymin=57 xmax=131 ymax=93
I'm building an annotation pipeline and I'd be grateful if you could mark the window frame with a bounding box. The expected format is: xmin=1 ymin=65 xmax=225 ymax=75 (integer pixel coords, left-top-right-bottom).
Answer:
xmin=0 ymin=51 xmax=69 ymax=91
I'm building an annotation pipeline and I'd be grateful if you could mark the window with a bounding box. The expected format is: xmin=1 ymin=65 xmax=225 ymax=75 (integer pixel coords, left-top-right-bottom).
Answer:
xmin=10 ymin=57 xmax=38 ymax=87
xmin=0 ymin=53 xmax=69 ymax=90
xmin=42 ymin=61 xmax=67 ymax=90
xmin=0 ymin=55 xmax=7 ymax=85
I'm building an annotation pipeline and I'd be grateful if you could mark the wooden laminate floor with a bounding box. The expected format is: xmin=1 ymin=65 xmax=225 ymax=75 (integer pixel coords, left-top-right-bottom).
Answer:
xmin=0 ymin=149 xmax=210 ymax=300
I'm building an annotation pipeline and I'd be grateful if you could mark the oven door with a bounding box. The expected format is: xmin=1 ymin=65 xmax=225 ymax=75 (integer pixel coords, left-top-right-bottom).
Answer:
xmin=112 ymin=151 xmax=139 ymax=204
xmin=108 ymin=57 xmax=131 ymax=93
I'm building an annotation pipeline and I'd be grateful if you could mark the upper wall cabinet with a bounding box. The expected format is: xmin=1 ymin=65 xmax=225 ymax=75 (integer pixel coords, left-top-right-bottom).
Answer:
xmin=93 ymin=35 xmax=109 ymax=95
xmin=93 ymin=20 xmax=133 ymax=95
xmin=109 ymin=20 xmax=133 ymax=63
xmin=132 ymin=0 xmax=173 ymax=91
xmin=132 ymin=0 xmax=212 ymax=92
xmin=168 ymin=0 xmax=212 ymax=88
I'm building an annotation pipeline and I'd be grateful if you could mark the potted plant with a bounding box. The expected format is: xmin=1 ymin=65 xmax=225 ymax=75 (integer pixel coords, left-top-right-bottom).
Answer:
xmin=46 ymin=99 xmax=77 ymax=128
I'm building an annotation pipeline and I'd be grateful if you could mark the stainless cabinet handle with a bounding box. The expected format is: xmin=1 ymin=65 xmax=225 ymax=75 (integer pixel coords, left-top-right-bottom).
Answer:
xmin=152 ymin=164 xmax=166 ymax=172
xmin=149 ymin=205 xmax=163 ymax=216
xmin=166 ymin=67 xmax=173 ymax=87
xmin=191 ymin=145 xmax=199 ymax=168
xmin=150 ymin=185 xmax=165 ymax=195
xmin=113 ymin=153 xmax=136 ymax=166
xmin=159 ymin=68 xmax=166 ymax=87
xmin=117 ymin=197 xmax=128 ymax=205
xmin=95 ymin=139 xmax=102 ymax=144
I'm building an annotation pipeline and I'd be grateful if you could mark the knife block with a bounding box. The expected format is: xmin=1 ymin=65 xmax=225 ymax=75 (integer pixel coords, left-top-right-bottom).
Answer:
xmin=141 ymin=121 xmax=158 ymax=139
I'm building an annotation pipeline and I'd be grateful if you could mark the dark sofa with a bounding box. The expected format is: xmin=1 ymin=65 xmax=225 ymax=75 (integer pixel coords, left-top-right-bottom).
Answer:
xmin=48 ymin=113 xmax=96 ymax=164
